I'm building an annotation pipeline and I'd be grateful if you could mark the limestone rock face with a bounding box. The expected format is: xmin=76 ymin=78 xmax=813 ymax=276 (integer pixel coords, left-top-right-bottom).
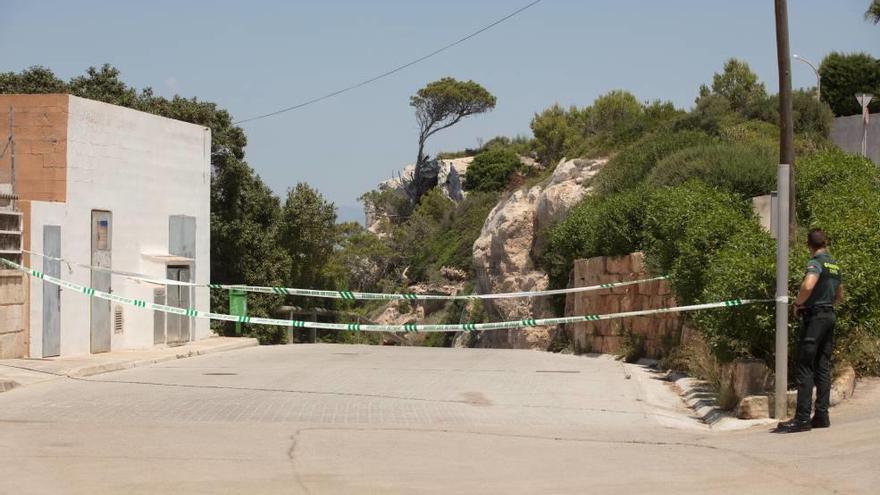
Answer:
xmin=364 ymin=157 xmax=473 ymax=234
xmin=471 ymin=158 xmax=607 ymax=349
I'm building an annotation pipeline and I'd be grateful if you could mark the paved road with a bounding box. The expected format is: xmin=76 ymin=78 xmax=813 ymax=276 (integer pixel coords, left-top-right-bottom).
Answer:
xmin=0 ymin=344 xmax=877 ymax=494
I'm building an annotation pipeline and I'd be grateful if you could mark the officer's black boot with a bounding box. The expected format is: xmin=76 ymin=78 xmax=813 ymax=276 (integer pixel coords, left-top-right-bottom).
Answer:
xmin=776 ymin=418 xmax=812 ymax=433
xmin=811 ymin=413 xmax=830 ymax=428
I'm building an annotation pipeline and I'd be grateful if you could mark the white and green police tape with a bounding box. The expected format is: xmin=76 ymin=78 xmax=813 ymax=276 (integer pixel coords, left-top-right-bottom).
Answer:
xmin=2 ymin=258 xmax=772 ymax=333
xmin=24 ymin=249 xmax=667 ymax=301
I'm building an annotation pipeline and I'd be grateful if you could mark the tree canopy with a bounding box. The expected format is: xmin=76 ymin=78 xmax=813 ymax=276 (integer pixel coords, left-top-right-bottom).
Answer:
xmin=409 ymin=77 xmax=495 ymax=203
xmin=867 ymin=0 xmax=880 ymax=24
xmin=698 ymin=58 xmax=768 ymax=115
xmin=819 ymin=52 xmax=880 ymax=116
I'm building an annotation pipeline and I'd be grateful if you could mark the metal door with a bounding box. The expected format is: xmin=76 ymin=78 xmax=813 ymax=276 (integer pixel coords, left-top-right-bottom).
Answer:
xmin=166 ymin=266 xmax=191 ymax=346
xmin=90 ymin=211 xmax=112 ymax=353
xmin=42 ymin=225 xmax=61 ymax=357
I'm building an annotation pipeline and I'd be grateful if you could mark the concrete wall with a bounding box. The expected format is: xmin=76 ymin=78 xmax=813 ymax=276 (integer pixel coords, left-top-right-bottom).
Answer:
xmin=25 ymin=95 xmax=211 ymax=357
xmin=0 ymin=270 xmax=27 ymax=358
xmin=831 ymin=112 xmax=879 ymax=164
xmin=565 ymin=253 xmax=681 ymax=358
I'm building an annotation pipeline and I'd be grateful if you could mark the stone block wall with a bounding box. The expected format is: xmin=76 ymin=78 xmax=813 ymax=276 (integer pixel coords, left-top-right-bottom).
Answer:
xmin=0 ymin=269 xmax=27 ymax=358
xmin=0 ymin=94 xmax=69 ymax=203
xmin=565 ymin=253 xmax=681 ymax=358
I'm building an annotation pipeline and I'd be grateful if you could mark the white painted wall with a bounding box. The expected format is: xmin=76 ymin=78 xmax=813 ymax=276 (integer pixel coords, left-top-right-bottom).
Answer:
xmin=28 ymin=96 xmax=211 ymax=357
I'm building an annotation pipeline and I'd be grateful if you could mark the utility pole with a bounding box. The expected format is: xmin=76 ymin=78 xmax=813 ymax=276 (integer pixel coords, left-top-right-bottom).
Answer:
xmin=773 ymin=0 xmax=796 ymax=420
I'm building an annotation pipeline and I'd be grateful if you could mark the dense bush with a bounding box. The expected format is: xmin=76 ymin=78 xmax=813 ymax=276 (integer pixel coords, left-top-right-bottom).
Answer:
xmin=692 ymin=224 xmax=779 ymax=362
xmin=543 ymin=186 xmax=653 ymax=288
xmin=481 ymin=135 xmax=535 ymax=156
xmin=642 ymin=181 xmax=753 ymax=304
xmin=530 ymin=92 xmax=681 ymax=165
xmin=744 ymin=90 xmax=835 ymax=138
xmin=647 ymin=142 xmax=777 ymax=198
xmin=692 ymin=150 xmax=880 ymax=373
xmin=674 ymin=93 xmax=744 ymax=135
xmin=584 ymin=90 xmax=650 ymax=150
xmin=796 ymin=150 xmax=880 ymax=373
xmin=595 ymin=130 xmax=713 ymax=195
xmin=530 ymin=104 xmax=583 ymax=165
xmin=795 ymin=148 xmax=880 ymax=220
xmin=465 ymin=149 xmax=523 ymax=192
xmin=717 ymin=119 xmax=777 ymax=145
xmin=426 ymin=191 xmax=500 ymax=273
xmin=387 ymin=189 xmax=499 ymax=283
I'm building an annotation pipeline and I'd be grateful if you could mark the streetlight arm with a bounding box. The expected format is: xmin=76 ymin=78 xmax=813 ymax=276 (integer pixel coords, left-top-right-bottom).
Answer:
xmin=793 ymin=54 xmax=821 ymax=101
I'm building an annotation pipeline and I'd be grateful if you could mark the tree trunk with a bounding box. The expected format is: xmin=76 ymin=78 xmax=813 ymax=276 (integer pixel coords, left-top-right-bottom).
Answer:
xmin=410 ymin=136 xmax=431 ymax=205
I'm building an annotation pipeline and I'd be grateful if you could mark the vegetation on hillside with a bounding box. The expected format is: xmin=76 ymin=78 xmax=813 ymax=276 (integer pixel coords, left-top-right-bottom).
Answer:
xmin=540 ymin=58 xmax=880 ymax=378
xmin=6 ymin=49 xmax=877 ymax=372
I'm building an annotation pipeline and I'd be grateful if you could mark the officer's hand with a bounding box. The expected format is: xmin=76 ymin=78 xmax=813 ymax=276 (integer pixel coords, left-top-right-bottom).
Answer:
xmin=793 ymin=304 xmax=804 ymax=317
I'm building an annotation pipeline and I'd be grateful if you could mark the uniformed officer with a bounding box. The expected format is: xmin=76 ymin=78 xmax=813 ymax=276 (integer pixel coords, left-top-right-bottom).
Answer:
xmin=778 ymin=228 xmax=844 ymax=433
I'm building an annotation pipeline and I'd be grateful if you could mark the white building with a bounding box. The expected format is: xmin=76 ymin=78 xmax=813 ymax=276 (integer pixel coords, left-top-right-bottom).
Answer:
xmin=0 ymin=94 xmax=211 ymax=358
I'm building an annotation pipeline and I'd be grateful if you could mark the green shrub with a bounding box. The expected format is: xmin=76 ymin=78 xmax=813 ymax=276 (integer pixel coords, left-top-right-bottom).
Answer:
xmin=429 ymin=191 xmax=500 ymax=272
xmin=795 ymin=148 xmax=880 ymax=221
xmin=530 ymin=104 xmax=582 ymax=165
xmin=673 ymin=93 xmax=745 ymax=135
xmin=692 ymin=223 xmax=781 ymax=363
xmin=585 ymin=90 xmax=649 ymax=150
xmin=617 ymin=329 xmax=647 ymax=363
xmin=465 ymin=149 xmax=523 ymax=192
xmin=530 ymin=93 xmax=681 ymax=165
xmin=801 ymin=167 xmax=880 ymax=373
xmin=718 ymin=120 xmax=778 ymax=145
xmin=543 ymin=186 xmax=653 ymax=288
xmin=595 ymin=130 xmax=713 ymax=195
xmin=390 ymin=189 xmax=498 ymax=282
xmin=647 ymin=142 xmax=776 ymax=198
xmin=643 ymin=181 xmax=753 ymax=304
xmin=481 ymin=135 xmax=535 ymax=156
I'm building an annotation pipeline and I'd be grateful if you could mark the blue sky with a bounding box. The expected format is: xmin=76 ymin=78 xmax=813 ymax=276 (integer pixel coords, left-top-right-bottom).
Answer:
xmin=2 ymin=0 xmax=878 ymax=221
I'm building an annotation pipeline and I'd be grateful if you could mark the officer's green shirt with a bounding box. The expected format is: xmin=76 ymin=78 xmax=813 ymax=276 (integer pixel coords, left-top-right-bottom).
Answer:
xmin=804 ymin=252 xmax=842 ymax=308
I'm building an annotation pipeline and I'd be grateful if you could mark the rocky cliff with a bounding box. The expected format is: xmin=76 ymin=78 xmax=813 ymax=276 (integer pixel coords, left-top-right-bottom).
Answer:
xmin=471 ymin=158 xmax=607 ymax=349
xmin=364 ymin=157 xmax=473 ymax=233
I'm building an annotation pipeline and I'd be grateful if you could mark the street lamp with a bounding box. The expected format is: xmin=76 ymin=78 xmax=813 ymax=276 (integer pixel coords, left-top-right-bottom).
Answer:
xmin=793 ymin=54 xmax=821 ymax=101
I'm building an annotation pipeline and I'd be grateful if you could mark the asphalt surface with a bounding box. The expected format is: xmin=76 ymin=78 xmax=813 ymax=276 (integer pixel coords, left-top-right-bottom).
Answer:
xmin=0 ymin=343 xmax=877 ymax=494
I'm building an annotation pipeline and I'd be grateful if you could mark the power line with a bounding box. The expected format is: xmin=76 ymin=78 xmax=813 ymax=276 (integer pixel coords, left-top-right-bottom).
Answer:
xmin=233 ymin=0 xmax=544 ymax=125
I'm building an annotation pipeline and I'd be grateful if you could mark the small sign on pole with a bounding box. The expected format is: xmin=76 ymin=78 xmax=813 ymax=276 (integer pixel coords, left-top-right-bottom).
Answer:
xmin=856 ymin=93 xmax=874 ymax=158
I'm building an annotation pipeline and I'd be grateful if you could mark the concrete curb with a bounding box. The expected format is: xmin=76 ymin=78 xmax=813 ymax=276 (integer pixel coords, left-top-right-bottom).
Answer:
xmin=668 ymin=373 xmax=726 ymax=427
xmin=671 ymin=365 xmax=858 ymax=426
xmin=0 ymin=338 xmax=259 ymax=392
xmin=65 ymin=339 xmax=259 ymax=378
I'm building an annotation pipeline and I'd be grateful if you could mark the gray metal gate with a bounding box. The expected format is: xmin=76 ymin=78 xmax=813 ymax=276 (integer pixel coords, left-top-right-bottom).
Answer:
xmin=42 ymin=225 xmax=61 ymax=357
xmin=166 ymin=266 xmax=191 ymax=346
xmin=90 ymin=210 xmax=112 ymax=353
